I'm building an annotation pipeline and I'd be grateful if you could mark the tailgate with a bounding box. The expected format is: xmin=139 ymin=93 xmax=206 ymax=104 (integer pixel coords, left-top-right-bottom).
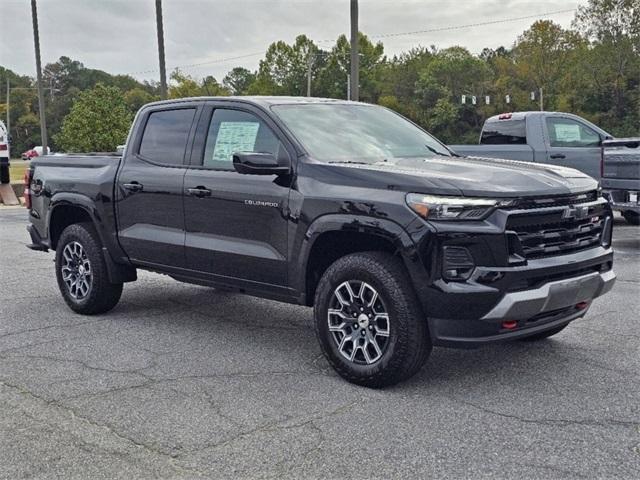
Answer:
xmin=602 ymin=138 xmax=640 ymax=181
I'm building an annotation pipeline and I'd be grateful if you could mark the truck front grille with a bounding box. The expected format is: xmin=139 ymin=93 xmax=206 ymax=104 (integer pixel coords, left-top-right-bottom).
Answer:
xmin=506 ymin=199 xmax=608 ymax=259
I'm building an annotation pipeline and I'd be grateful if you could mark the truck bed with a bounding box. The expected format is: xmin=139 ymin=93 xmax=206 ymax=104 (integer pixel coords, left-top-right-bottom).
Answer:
xmin=450 ymin=144 xmax=535 ymax=162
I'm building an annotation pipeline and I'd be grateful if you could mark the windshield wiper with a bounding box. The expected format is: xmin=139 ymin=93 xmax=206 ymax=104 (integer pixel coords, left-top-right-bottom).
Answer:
xmin=327 ymin=160 xmax=369 ymax=165
xmin=424 ymin=144 xmax=452 ymax=157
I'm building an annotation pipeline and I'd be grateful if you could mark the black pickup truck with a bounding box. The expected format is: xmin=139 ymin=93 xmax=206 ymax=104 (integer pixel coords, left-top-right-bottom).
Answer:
xmin=25 ymin=97 xmax=616 ymax=387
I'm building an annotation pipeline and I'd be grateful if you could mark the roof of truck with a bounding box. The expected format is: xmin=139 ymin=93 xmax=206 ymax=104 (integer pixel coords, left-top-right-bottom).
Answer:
xmin=144 ymin=96 xmax=364 ymax=108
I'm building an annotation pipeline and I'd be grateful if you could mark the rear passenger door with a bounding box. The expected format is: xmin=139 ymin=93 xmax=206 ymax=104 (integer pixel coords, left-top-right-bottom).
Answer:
xmin=544 ymin=116 xmax=603 ymax=179
xmin=182 ymin=103 xmax=293 ymax=288
xmin=116 ymin=104 xmax=201 ymax=268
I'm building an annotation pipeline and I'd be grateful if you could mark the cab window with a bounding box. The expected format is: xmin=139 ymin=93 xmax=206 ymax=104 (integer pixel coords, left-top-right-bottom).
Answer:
xmin=202 ymin=109 xmax=282 ymax=170
xmin=139 ymin=108 xmax=196 ymax=165
xmin=546 ymin=117 xmax=601 ymax=148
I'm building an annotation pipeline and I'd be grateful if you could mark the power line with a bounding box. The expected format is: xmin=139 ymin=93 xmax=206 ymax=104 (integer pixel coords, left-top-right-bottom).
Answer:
xmin=127 ymin=51 xmax=265 ymax=76
xmin=127 ymin=8 xmax=576 ymax=77
xmin=316 ymin=8 xmax=576 ymax=42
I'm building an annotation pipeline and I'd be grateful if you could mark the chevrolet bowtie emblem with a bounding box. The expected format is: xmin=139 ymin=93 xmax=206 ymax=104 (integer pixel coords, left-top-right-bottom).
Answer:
xmin=562 ymin=205 xmax=589 ymax=220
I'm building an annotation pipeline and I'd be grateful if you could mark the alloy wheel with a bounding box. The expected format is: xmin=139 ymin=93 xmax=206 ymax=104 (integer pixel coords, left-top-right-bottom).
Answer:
xmin=327 ymin=280 xmax=390 ymax=365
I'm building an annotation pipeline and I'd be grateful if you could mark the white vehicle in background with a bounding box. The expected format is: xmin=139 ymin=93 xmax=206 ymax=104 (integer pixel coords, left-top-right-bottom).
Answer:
xmin=0 ymin=120 xmax=10 ymax=184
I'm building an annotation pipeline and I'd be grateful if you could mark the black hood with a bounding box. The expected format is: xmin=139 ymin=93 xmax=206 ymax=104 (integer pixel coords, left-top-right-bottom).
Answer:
xmin=318 ymin=155 xmax=598 ymax=198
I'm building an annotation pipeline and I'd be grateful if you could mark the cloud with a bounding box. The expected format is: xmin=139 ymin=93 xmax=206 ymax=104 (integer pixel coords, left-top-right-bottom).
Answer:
xmin=0 ymin=0 xmax=582 ymax=82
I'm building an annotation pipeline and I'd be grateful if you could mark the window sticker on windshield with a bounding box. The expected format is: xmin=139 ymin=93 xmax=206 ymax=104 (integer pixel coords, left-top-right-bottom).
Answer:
xmin=554 ymin=123 xmax=581 ymax=142
xmin=212 ymin=121 xmax=260 ymax=162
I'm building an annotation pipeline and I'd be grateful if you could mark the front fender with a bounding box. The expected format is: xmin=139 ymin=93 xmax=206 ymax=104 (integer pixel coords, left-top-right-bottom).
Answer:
xmin=290 ymin=214 xmax=428 ymax=303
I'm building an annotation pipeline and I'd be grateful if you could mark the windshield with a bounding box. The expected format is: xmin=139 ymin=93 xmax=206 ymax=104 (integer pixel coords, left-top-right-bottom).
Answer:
xmin=271 ymin=103 xmax=451 ymax=163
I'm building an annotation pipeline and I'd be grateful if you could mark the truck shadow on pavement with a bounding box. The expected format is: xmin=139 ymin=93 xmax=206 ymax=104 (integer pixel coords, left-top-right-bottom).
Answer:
xmin=107 ymin=279 xmax=621 ymax=394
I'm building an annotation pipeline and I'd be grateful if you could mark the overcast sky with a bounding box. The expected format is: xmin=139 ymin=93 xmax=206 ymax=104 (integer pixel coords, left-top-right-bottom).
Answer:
xmin=1 ymin=0 xmax=583 ymax=83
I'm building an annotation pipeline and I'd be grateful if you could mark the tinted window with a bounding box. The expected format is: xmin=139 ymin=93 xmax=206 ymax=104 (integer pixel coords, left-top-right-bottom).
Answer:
xmin=202 ymin=109 xmax=281 ymax=170
xmin=546 ymin=117 xmax=601 ymax=147
xmin=139 ymin=108 xmax=196 ymax=164
xmin=480 ymin=119 xmax=527 ymax=145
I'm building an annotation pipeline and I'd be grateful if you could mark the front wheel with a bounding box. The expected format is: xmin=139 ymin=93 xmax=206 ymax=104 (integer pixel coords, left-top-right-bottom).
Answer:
xmin=55 ymin=223 xmax=123 ymax=314
xmin=314 ymin=252 xmax=431 ymax=388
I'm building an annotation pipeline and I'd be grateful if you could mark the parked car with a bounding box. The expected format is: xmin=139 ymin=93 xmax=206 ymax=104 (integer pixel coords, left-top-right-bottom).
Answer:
xmin=25 ymin=97 xmax=616 ymax=387
xmin=450 ymin=111 xmax=640 ymax=224
xmin=601 ymin=138 xmax=640 ymax=225
xmin=21 ymin=146 xmax=51 ymax=160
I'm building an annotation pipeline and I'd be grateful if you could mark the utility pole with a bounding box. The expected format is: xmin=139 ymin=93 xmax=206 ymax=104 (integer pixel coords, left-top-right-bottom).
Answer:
xmin=349 ymin=0 xmax=359 ymax=102
xmin=539 ymin=87 xmax=544 ymax=111
xmin=31 ymin=0 xmax=47 ymax=154
xmin=155 ymin=0 xmax=168 ymax=99
xmin=306 ymin=53 xmax=313 ymax=97
xmin=5 ymin=80 xmax=9 ymax=139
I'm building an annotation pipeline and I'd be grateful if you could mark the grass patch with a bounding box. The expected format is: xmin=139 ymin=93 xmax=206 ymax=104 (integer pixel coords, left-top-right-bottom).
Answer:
xmin=9 ymin=160 xmax=29 ymax=183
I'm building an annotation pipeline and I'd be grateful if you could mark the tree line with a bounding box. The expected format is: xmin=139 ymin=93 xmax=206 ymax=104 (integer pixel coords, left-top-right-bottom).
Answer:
xmin=0 ymin=0 xmax=637 ymax=154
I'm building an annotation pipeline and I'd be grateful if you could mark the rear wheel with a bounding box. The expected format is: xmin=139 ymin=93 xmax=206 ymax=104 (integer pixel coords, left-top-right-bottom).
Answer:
xmin=314 ymin=252 xmax=431 ymax=388
xmin=519 ymin=324 xmax=568 ymax=341
xmin=55 ymin=223 xmax=123 ymax=314
xmin=622 ymin=211 xmax=640 ymax=225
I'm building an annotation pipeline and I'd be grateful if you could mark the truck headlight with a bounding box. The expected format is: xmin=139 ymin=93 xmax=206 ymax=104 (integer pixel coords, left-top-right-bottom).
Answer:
xmin=406 ymin=193 xmax=511 ymax=221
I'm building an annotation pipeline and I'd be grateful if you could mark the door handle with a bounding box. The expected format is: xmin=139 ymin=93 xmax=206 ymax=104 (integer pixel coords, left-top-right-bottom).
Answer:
xmin=187 ymin=187 xmax=212 ymax=197
xmin=549 ymin=154 xmax=566 ymax=159
xmin=122 ymin=182 xmax=143 ymax=192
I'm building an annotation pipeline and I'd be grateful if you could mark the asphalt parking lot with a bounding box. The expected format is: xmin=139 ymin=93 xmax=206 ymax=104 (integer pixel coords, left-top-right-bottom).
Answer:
xmin=1 ymin=207 xmax=639 ymax=479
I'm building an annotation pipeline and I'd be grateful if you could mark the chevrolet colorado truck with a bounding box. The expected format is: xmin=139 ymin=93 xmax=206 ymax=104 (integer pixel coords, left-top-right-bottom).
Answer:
xmin=25 ymin=97 xmax=616 ymax=387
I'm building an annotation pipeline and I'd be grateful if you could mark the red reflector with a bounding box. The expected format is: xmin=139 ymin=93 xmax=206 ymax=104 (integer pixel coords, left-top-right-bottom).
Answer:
xmin=502 ymin=320 xmax=518 ymax=330
xmin=0 ymin=144 xmax=7 ymax=150
xmin=575 ymin=301 xmax=589 ymax=310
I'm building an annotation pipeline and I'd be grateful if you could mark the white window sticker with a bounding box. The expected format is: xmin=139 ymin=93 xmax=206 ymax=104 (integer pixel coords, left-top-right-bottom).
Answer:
xmin=554 ymin=123 xmax=581 ymax=142
xmin=212 ymin=121 xmax=260 ymax=162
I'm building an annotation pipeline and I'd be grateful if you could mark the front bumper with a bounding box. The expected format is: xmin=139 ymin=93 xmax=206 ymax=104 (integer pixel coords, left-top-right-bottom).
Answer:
xmin=603 ymin=188 xmax=640 ymax=213
xmin=481 ymin=270 xmax=615 ymax=321
xmin=423 ymin=246 xmax=615 ymax=348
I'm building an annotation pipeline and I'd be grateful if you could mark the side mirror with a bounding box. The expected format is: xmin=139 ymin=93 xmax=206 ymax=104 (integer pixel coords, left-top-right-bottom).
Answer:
xmin=233 ymin=152 xmax=290 ymax=176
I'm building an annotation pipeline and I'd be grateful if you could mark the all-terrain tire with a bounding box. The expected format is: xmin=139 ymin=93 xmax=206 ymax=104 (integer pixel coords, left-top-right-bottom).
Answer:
xmin=314 ymin=252 xmax=431 ymax=388
xmin=55 ymin=223 xmax=123 ymax=314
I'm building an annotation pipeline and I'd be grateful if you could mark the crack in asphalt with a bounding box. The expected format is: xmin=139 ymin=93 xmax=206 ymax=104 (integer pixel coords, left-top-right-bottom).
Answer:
xmin=0 ymin=379 xmax=205 ymax=477
xmin=183 ymin=400 xmax=358 ymax=458
xmin=450 ymin=396 xmax=639 ymax=429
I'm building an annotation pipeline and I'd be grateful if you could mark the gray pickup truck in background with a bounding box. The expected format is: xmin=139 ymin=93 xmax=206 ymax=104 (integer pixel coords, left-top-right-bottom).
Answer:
xmin=451 ymin=111 xmax=640 ymax=225
xmin=601 ymin=138 xmax=640 ymax=225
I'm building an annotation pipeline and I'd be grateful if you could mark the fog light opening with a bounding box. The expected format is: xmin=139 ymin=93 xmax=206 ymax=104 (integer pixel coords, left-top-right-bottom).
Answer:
xmin=575 ymin=301 xmax=589 ymax=310
xmin=501 ymin=320 xmax=518 ymax=330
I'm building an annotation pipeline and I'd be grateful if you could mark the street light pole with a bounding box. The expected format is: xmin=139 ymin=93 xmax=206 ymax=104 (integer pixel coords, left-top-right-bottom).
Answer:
xmin=306 ymin=53 xmax=313 ymax=97
xmin=155 ymin=0 xmax=168 ymax=99
xmin=30 ymin=0 xmax=47 ymax=154
xmin=5 ymin=80 xmax=9 ymax=139
xmin=349 ymin=0 xmax=359 ymax=102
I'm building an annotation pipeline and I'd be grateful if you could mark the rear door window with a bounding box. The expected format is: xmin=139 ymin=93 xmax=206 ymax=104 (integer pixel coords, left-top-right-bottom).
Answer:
xmin=545 ymin=117 xmax=601 ymax=147
xmin=480 ymin=120 xmax=527 ymax=145
xmin=139 ymin=108 xmax=196 ymax=165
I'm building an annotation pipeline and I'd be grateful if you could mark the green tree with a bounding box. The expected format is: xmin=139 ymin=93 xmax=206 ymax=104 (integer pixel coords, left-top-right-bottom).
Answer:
xmin=249 ymin=35 xmax=321 ymax=96
xmin=223 ymin=67 xmax=256 ymax=95
xmin=572 ymin=0 xmax=640 ymax=134
xmin=169 ymin=69 xmax=230 ymax=98
xmin=124 ymin=88 xmax=157 ymax=113
xmin=54 ymin=84 xmax=132 ymax=152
